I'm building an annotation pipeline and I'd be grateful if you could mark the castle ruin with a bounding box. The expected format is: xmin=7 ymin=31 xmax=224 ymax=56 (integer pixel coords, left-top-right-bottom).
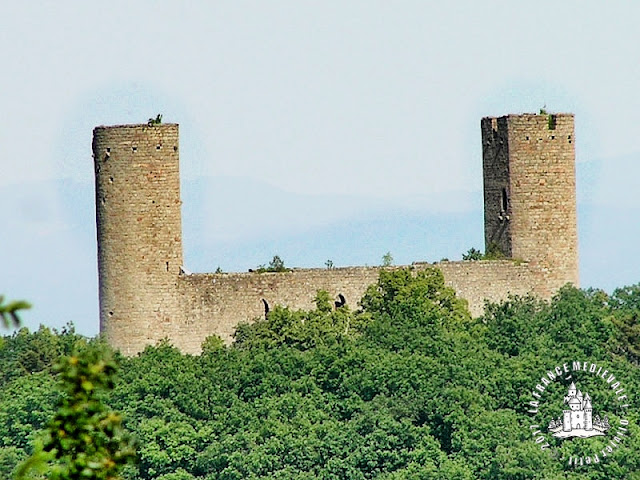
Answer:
xmin=93 ymin=113 xmax=578 ymax=355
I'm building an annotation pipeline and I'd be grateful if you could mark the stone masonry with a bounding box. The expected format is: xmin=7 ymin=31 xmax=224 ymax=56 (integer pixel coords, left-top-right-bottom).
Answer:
xmin=93 ymin=113 xmax=579 ymax=355
xmin=482 ymin=114 xmax=578 ymax=293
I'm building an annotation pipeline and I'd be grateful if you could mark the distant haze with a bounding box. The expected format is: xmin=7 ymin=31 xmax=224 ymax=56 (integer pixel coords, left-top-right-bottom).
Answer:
xmin=1 ymin=2 xmax=638 ymax=336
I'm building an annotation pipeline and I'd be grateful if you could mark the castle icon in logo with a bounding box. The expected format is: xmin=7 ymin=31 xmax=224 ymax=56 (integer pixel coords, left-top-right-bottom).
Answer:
xmin=548 ymin=382 xmax=610 ymax=438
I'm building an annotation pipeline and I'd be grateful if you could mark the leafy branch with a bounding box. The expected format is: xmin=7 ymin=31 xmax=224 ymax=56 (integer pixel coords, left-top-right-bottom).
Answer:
xmin=147 ymin=114 xmax=163 ymax=126
xmin=16 ymin=347 xmax=136 ymax=479
xmin=0 ymin=295 xmax=31 ymax=328
xmin=255 ymin=255 xmax=290 ymax=273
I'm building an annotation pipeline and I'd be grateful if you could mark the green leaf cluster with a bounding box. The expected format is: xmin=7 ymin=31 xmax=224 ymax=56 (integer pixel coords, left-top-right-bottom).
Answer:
xmin=1 ymin=271 xmax=639 ymax=479
xmin=0 ymin=296 xmax=31 ymax=328
xmin=15 ymin=342 xmax=135 ymax=480
xmin=254 ymin=256 xmax=289 ymax=273
xmin=462 ymin=245 xmax=505 ymax=261
xmin=147 ymin=115 xmax=163 ymax=126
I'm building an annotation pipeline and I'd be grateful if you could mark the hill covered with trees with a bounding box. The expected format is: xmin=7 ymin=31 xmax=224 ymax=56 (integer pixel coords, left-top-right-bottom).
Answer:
xmin=1 ymin=268 xmax=639 ymax=479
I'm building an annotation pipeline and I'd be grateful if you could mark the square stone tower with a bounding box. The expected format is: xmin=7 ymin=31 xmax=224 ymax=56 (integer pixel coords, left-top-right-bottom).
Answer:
xmin=482 ymin=113 xmax=579 ymax=292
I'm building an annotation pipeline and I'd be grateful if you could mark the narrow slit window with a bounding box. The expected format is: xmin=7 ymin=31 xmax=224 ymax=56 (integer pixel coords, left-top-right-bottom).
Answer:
xmin=501 ymin=188 xmax=508 ymax=212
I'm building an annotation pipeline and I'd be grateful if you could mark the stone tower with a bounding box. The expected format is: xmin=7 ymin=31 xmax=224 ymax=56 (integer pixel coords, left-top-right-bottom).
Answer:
xmin=481 ymin=113 xmax=579 ymax=292
xmin=93 ymin=124 xmax=183 ymax=356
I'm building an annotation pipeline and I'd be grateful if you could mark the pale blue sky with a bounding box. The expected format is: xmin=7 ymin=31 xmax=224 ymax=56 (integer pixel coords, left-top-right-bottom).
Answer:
xmin=1 ymin=2 xmax=639 ymax=336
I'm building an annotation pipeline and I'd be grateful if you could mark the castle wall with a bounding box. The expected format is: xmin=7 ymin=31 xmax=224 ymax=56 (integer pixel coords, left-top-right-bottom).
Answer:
xmin=163 ymin=260 xmax=546 ymax=354
xmin=92 ymin=114 xmax=580 ymax=356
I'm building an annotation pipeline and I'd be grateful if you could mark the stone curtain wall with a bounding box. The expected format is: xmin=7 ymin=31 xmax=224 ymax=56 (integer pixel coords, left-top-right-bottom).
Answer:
xmin=173 ymin=267 xmax=382 ymax=353
xmin=166 ymin=261 xmax=547 ymax=354
xmin=93 ymin=124 xmax=184 ymax=356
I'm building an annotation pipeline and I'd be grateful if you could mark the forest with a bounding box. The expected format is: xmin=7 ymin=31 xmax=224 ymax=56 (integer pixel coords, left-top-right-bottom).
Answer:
xmin=1 ymin=267 xmax=639 ymax=479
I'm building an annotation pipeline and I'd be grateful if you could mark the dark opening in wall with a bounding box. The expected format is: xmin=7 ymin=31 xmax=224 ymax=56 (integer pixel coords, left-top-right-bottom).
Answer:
xmin=156 ymin=144 xmax=161 ymax=150
xmin=548 ymin=114 xmax=557 ymax=130
xmin=132 ymin=146 xmax=137 ymax=153
xmin=501 ymin=188 xmax=508 ymax=212
xmin=173 ymin=146 xmax=178 ymax=152
xmin=166 ymin=262 xmax=169 ymax=272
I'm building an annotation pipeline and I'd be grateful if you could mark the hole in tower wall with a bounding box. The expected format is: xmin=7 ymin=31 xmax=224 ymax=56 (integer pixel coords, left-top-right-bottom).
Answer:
xmin=156 ymin=144 xmax=161 ymax=150
xmin=109 ymin=177 xmax=114 ymax=183
xmin=132 ymin=146 xmax=138 ymax=153
xmin=166 ymin=262 xmax=169 ymax=272
xmin=501 ymin=188 xmax=508 ymax=212
xmin=173 ymin=146 xmax=178 ymax=152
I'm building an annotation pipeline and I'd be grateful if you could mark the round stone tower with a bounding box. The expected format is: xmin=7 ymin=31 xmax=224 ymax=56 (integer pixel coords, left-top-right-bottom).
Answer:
xmin=93 ymin=124 xmax=183 ymax=355
xmin=481 ymin=113 xmax=579 ymax=293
